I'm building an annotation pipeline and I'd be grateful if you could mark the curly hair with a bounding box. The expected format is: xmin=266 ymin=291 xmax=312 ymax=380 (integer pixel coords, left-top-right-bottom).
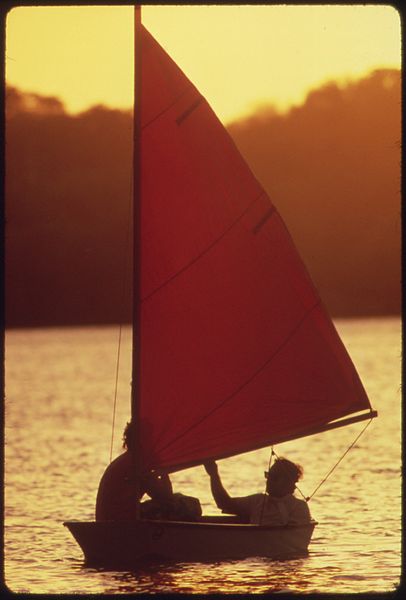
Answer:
xmin=270 ymin=457 xmax=303 ymax=480
xmin=266 ymin=457 xmax=303 ymax=497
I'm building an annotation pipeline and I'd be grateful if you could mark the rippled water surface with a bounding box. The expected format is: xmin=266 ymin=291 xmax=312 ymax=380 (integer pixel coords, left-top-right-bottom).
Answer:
xmin=4 ymin=317 xmax=401 ymax=593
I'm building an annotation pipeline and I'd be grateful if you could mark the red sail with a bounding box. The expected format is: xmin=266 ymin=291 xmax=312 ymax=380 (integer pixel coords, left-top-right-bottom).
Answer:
xmin=138 ymin=25 xmax=372 ymax=472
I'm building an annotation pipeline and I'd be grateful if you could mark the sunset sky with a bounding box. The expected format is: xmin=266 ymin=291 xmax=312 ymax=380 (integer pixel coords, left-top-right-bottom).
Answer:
xmin=6 ymin=5 xmax=401 ymax=123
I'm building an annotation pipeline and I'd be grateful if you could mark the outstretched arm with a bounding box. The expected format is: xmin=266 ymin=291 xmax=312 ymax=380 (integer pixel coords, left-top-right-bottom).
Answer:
xmin=204 ymin=461 xmax=242 ymax=515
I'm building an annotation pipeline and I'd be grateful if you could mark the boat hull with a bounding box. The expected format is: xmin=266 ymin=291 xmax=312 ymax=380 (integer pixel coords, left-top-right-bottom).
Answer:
xmin=64 ymin=516 xmax=316 ymax=567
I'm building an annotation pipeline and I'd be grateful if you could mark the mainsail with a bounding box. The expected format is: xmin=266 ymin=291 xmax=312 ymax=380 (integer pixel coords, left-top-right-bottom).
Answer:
xmin=136 ymin=25 xmax=373 ymax=472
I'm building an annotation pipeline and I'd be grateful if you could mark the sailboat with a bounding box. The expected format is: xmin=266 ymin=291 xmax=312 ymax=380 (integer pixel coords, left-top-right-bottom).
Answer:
xmin=64 ymin=9 xmax=377 ymax=567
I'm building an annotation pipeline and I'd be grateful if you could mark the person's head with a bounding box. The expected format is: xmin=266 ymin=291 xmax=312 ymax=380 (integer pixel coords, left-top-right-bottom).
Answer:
xmin=123 ymin=421 xmax=135 ymax=451
xmin=265 ymin=457 xmax=303 ymax=497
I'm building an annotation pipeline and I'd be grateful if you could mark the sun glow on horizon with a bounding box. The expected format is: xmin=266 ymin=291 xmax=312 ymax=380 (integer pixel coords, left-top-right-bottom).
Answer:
xmin=6 ymin=5 xmax=401 ymax=123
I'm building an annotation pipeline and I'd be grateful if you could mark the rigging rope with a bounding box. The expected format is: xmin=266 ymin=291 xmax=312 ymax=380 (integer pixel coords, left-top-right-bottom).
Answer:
xmin=304 ymin=416 xmax=374 ymax=502
xmin=259 ymin=446 xmax=275 ymax=524
xmin=108 ymin=175 xmax=133 ymax=464
xmin=270 ymin=417 xmax=374 ymax=503
xmin=109 ymin=324 xmax=123 ymax=463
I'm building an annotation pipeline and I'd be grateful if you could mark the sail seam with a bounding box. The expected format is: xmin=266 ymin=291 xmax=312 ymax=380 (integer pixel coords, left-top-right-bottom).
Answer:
xmin=141 ymin=191 xmax=267 ymax=302
xmin=141 ymin=86 xmax=197 ymax=131
xmin=154 ymin=300 xmax=321 ymax=456
xmin=176 ymin=97 xmax=204 ymax=125
xmin=253 ymin=206 xmax=276 ymax=234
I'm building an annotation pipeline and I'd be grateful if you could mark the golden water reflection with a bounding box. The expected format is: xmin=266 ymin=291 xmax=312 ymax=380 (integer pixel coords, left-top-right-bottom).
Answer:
xmin=4 ymin=318 xmax=401 ymax=593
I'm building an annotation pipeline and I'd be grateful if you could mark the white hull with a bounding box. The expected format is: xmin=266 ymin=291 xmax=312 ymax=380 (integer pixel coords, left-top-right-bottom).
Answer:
xmin=64 ymin=516 xmax=316 ymax=567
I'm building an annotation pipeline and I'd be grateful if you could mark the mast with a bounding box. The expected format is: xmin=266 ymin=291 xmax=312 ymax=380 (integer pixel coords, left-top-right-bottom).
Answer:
xmin=132 ymin=3 xmax=142 ymax=519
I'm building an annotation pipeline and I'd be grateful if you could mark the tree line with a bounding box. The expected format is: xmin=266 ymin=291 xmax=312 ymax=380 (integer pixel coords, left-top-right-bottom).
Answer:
xmin=5 ymin=69 xmax=401 ymax=327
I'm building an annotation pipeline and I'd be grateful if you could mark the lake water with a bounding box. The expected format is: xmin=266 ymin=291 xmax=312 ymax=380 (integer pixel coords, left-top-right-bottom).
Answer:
xmin=4 ymin=317 xmax=401 ymax=594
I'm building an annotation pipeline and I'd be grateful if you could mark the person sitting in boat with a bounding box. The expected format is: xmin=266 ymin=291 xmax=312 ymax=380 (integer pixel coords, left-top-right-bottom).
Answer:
xmin=140 ymin=471 xmax=202 ymax=522
xmin=204 ymin=457 xmax=311 ymax=525
xmin=96 ymin=421 xmax=201 ymax=521
xmin=95 ymin=421 xmax=143 ymax=521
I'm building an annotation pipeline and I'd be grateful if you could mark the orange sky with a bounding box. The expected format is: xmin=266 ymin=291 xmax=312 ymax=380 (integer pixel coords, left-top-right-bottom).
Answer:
xmin=5 ymin=5 xmax=401 ymax=123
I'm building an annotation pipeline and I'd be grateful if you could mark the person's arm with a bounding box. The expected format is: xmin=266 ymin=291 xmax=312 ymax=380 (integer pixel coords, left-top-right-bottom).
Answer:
xmin=204 ymin=460 xmax=250 ymax=516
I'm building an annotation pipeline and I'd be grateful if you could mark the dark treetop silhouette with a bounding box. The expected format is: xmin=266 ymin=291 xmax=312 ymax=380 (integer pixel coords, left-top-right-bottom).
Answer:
xmin=5 ymin=69 xmax=400 ymax=327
